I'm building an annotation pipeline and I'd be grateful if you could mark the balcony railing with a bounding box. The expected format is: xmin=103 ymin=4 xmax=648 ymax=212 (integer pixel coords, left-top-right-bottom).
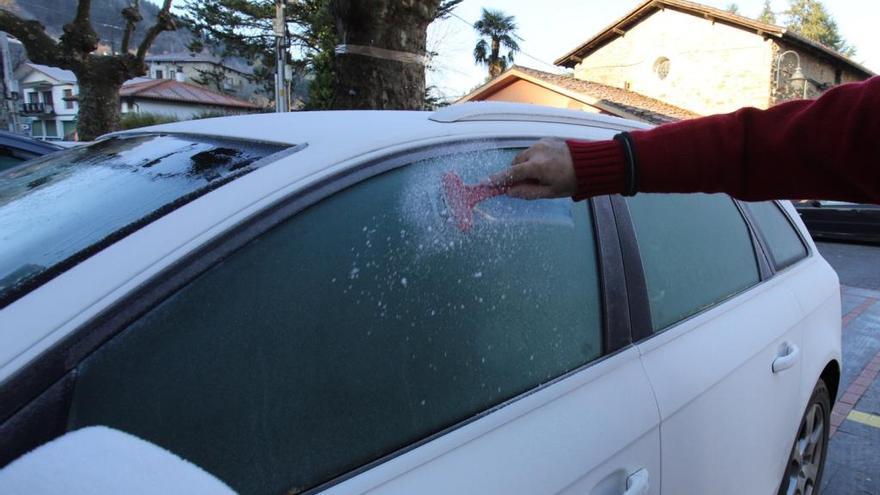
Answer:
xmin=21 ymin=102 xmax=54 ymax=115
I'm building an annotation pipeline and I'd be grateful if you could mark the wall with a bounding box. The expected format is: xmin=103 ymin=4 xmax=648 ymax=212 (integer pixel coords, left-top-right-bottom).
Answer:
xmin=126 ymin=99 xmax=241 ymax=120
xmin=19 ymin=71 xmax=78 ymax=139
xmin=481 ymin=79 xmax=604 ymax=113
xmin=573 ymin=8 xmax=774 ymax=114
xmin=770 ymin=40 xmax=866 ymax=104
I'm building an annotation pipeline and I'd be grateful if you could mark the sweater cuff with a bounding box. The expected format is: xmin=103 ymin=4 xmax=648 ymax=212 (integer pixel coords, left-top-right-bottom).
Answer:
xmin=566 ymin=139 xmax=627 ymax=201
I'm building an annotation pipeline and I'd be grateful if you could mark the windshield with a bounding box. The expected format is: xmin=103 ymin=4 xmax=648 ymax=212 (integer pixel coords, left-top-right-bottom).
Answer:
xmin=0 ymin=134 xmax=288 ymax=307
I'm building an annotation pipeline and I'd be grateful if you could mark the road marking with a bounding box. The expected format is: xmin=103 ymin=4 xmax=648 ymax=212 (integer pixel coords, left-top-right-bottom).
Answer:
xmin=847 ymin=410 xmax=880 ymax=429
xmin=841 ymin=296 xmax=878 ymax=328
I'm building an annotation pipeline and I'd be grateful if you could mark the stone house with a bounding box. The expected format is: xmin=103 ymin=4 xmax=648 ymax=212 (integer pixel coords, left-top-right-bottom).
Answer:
xmin=462 ymin=0 xmax=873 ymax=121
xmin=13 ymin=63 xmax=79 ymax=140
xmin=555 ymin=0 xmax=873 ymax=115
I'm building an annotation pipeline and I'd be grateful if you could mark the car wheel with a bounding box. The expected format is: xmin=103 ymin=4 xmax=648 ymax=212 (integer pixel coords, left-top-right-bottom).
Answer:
xmin=777 ymin=379 xmax=831 ymax=495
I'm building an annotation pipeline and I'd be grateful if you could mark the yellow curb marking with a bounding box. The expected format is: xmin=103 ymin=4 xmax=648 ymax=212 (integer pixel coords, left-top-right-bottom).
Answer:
xmin=847 ymin=410 xmax=880 ymax=429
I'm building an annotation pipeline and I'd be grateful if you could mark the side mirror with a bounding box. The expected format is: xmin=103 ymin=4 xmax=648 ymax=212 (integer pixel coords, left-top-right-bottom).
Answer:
xmin=0 ymin=426 xmax=236 ymax=495
xmin=811 ymin=200 xmax=822 ymax=207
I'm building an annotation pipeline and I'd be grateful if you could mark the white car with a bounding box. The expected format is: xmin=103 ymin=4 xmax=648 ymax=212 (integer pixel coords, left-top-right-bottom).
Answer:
xmin=0 ymin=103 xmax=841 ymax=495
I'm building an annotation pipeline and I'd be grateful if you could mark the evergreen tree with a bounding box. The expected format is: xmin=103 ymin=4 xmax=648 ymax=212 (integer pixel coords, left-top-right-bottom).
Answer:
xmin=784 ymin=0 xmax=855 ymax=56
xmin=758 ymin=0 xmax=776 ymax=24
xmin=725 ymin=3 xmax=740 ymax=15
xmin=181 ymin=0 xmax=336 ymax=109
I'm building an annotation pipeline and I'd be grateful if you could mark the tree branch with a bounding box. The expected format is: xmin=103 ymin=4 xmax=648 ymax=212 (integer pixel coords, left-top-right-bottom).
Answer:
xmin=136 ymin=0 xmax=175 ymax=61
xmin=0 ymin=9 xmax=67 ymax=68
xmin=121 ymin=0 xmax=142 ymax=54
xmin=60 ymin=0 xmax=99 ymax=55
xmin=73 ymin=0 xmax=93 ymax=26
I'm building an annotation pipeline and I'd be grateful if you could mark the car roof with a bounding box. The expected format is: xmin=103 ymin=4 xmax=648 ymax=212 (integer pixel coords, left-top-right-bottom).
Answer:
xmin=0 ymin=131 xmax=63 ymax=155
xmin=110 ymin=102 xmax=650 ymax=147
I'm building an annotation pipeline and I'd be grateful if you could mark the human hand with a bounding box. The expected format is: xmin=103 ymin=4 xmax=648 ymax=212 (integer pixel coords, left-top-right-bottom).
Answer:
xmin=488 ymin=138 xmax=576 ymax=199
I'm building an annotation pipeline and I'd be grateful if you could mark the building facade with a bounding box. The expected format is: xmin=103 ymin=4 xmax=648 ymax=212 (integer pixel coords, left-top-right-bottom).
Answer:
xmin=13 ymin=63 xmax=78 ymax=140
xmin=555 ymin=0 xmax=872 ymax=115
xmin=144 ymin=52 xmax=262 ymax=105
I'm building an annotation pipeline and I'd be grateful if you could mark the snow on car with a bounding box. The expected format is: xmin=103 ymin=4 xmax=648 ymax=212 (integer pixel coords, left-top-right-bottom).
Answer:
xmin=0 ymin=103 xmax=841 ymax=495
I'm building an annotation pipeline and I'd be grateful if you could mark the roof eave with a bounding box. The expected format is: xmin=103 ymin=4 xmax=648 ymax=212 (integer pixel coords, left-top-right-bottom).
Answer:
xmin=555 ymin=0 xmax=787 ymax=68
xmin=779 ymin=31 xmax=875 ymax=77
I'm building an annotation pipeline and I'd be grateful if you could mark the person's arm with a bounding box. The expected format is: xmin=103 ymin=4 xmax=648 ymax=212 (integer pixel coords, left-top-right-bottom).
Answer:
xmin=497 ymin=76 xmax=880 ymax=204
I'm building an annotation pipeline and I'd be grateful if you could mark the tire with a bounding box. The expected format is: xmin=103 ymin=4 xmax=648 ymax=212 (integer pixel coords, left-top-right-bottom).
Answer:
xmin=777 ymin=379 xmax=832 ymax=495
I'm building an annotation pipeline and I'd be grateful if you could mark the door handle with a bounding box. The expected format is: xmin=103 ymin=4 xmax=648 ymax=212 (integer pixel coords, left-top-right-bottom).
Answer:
xmin=772 ymin=342 xmax=800 ymax=373
xmin=622 ymin=469 xmax=649 ymax=495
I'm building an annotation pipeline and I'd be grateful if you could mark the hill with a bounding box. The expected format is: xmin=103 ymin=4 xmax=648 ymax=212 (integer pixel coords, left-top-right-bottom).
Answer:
xmin=1 ymin=0 xmax=191 ymax=54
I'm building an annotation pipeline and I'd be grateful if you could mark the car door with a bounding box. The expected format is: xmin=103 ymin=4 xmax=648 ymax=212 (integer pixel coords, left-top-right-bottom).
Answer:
xmin=50 ymin=140 xmax=661 ymax=495
xmin=612 ymin=193 xmax=807 ymax=495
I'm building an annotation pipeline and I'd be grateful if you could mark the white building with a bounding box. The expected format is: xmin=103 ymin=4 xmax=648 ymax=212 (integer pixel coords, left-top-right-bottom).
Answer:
xmin=13 ymin=64 xmax=259 ymax=141
xmin=13 ymin=63 xmax=78 ymax=140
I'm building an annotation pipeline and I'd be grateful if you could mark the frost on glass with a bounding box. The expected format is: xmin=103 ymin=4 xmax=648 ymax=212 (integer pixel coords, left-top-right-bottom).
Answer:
xmin=69 ymin=146 xmax=603 ymax=495
xmin=626 ymin=193 xmax=760 ymax=331
xmin=0 ymin=135 xmax=285 ymax=306
xmin=744 ymin=202 xmax=807 ymax=269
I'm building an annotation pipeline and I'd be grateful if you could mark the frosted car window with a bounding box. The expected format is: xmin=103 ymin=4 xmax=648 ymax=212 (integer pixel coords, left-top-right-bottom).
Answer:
xmin=744 ymin=202 xmax=807 ymax=269
xmin=0 ymin=135 xmax=287 ymax=308
xmin=626 ymin=194 xmax=760 ymax=331
xmin=69 ymin=147 xmax=603 ymax=495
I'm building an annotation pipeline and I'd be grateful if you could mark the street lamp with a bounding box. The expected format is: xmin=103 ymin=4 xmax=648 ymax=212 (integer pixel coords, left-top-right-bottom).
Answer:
xmin=776 ymin=50 xmax=809 ymax=99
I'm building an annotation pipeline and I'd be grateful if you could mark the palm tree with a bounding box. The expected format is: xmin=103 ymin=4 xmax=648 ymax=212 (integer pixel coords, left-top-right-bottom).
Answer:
xmin=473 ymin=8 xmax=520 ymax=78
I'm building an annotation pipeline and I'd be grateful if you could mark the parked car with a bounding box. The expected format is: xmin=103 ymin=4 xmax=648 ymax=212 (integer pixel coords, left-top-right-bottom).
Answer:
xmin=795 ymin=200 xmax=880 ymax=244
xmin=0 ymin=130 xmax=62 ymax=172
xmin=0 ymin=103 xmax=841 ymax=495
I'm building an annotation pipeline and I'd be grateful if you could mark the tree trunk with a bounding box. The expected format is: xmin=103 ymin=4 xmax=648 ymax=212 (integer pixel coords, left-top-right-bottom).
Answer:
xmin=75 ymin=56 xmax=139 ymax=140
xmin=76 ymin=75 xmax=123 ymax=141
xmin=332 ymin=0 xmax=439 ymax=110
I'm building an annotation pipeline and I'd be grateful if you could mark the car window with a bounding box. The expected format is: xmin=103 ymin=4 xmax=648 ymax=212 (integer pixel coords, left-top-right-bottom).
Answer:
xmin=744 ymin=201 xmax=807 ymax=269
xmin=625 ymin=193 xmax=760 ymax=331
xmin=0 ymin=135 xmax=288 ymax=308
xmin=68 ymin=146 xmax=604 ymax=495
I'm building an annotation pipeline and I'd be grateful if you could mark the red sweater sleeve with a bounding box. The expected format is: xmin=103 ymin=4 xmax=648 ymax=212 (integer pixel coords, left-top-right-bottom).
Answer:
xmin=568 ymin=76 xmax=880 ymax=203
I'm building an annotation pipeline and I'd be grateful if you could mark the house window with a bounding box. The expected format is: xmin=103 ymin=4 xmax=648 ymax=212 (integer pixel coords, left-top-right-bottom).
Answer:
xmin=834 ymin=68 xmax=842 ymax=85
xmin=27 ymin=92 xmax=38 ymax=104
xmin=653 ymin=57 xmax=670 ymax=80
xmin=155 ymin=70 xmax=164 ymax=79
xmin=42 ymin=91 xmax=54 ymax=106
xmin=63 ymin=89 xmax=74 ymax=110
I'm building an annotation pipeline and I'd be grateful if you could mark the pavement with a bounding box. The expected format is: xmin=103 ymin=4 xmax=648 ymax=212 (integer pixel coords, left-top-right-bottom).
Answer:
xmin=816 ymin=241 xmax=880 ymax=495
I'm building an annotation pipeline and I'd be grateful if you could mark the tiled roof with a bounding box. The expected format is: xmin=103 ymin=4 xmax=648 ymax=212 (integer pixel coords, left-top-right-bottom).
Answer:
xmin=464 ymin=66 xmax=699 ymax=124
xmin=119 ymin=79 xmax=259 ymax=109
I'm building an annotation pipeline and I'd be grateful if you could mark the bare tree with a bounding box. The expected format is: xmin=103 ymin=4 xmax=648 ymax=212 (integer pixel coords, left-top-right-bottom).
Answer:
xmin=0 ymin=0 xmax=176 ymax=140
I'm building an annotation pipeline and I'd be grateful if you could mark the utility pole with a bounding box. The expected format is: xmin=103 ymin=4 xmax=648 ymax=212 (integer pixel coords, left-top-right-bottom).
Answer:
xmin=273 ymin=0 xmax=288 ymax=113
xmin=0 ymin=32 xmax=19 ymax=132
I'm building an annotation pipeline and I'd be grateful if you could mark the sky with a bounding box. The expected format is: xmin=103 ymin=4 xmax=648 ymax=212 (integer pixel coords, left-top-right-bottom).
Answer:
xmin=427 ymin=0 xmax=880 ymax=100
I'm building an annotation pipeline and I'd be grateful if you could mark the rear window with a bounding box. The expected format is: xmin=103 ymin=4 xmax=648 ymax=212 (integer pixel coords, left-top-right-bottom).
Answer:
xmin=0 ymin=134 xmax=288 ymax=307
